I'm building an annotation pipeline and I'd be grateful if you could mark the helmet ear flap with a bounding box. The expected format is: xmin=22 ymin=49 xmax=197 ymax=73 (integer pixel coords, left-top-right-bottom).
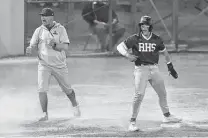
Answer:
xmin=149 ymin=25 xmax=153 ymax=31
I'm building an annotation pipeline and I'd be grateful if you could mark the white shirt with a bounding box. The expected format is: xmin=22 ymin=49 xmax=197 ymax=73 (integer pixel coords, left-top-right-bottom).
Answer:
xmin=30 ymin=21 xmax=70 ymax=69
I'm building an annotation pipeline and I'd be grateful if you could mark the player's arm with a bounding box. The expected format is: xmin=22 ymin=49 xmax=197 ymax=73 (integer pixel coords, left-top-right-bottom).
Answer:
xmin=117 ymin=36 xmax=138 ymax=62
xmin=157 ymin=37 xmax=172 ymax=63
xmin=159 ymin=40 xmax=178 ymax=79
xmin=117 ymin=42 xmax=129 ymax=56
xmin=53 ymin=27 xmax=70 ymax=52
xmin=112 ymin=10 xmax=119 ymax=25
xmin=161 ymin=48 xmax=171 ymax=64
xmin=29 ymin=28 xmax=40 ymax=50
xmin=26 ymin=28 xmax=40 ymax=55
xmin=93 ymin=20 xmax=106 ymax=25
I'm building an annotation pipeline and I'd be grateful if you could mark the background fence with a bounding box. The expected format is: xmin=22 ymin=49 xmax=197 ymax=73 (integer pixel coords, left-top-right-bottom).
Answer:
xmin=24 ymin=0 xmax=208 ymax=57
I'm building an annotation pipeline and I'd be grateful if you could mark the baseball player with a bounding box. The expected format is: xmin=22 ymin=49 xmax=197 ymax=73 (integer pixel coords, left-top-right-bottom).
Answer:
xmin=117 ymin=15 xmax=182 ymax=131
xmin=26 ymin=8 xmax=81 ymax=121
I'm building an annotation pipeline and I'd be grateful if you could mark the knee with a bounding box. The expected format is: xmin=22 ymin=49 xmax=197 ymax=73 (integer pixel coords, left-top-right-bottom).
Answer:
xmin=134 ymin=93 xmax=144 ymax=98
xmin=38 ymin=87 xmax=48 ymax=93
xmin=133 ymin=93 xmax=144 ymax=102
xmin=64 ymin=88 xmax=74 ymax=95
xmin=158 ymin=92 xmax=167 ymax=100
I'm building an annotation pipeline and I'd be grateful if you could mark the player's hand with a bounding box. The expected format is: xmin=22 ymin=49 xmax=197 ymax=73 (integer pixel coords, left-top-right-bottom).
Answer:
xmin=48 ymin=39 xmax=56 ymax=47
xmin=126 ymin=53 xmax=138 ymax=62
xmin=97 ymin=22 xmax=107 ymax=29
xmin=26 ymin=46 xmax=32 ymax=56
xmin=167 ymin=62 xmax=178 ymax=79
xmin=112 ymin=18 xmax=118 ymax=25
xmin=100 ymin=22 xmax=107 ymax=26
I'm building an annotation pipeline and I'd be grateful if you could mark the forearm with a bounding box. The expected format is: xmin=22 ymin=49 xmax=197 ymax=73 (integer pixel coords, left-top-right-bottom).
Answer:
xmin=29 ymin=44 xmax=38 ymax=50
xmin=117 ymin=42 xmax=138 ymax=62
xmin=93 ymin=20 xmax=105 ymax=24
xmin=164 ymin=49 xmax=178 ymax=79
xmin=163 ymin=49 xmax=171 ymax=64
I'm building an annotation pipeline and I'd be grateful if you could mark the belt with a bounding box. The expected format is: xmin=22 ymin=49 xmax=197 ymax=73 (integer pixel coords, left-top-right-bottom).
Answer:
xmin=137 ymin=63 xmax=157 ymax=66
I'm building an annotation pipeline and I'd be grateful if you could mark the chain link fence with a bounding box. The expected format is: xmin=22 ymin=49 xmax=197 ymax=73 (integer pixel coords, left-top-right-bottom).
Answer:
xmin=24 ymin=0 xmax=208 ymax=56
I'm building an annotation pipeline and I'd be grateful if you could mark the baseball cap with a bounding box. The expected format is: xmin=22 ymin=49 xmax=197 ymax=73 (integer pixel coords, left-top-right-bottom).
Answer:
xmin=93 ymin=1 xmax=107 ymax=5
xmin=39 ymin=8 xmax=54 ymax=16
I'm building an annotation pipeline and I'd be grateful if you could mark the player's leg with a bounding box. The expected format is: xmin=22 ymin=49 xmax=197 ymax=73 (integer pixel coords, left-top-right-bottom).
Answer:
xmin=89 ymin=26 xmax=101 ymax=50
xmin=52 ymin=67 xmax=81 ymax=117
xmin=149 ymin=66 xmax=169 ymax=114
xmin=129 ymin=66 xmax=149 ymax=131
xmin=111 ymin=24 xmax=125 ymax=51
xmin=38 ymin=66 xmax=52 ymax=121
xmin=95 ymin=27 xmax=108 ymax=51
xmin=149 ymin=65 xmax=182 ymax=123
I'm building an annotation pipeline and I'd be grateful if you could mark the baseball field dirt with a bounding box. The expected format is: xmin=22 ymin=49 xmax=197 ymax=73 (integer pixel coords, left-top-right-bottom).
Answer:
xmin=0 ymin=53 xmax=208 ymax=137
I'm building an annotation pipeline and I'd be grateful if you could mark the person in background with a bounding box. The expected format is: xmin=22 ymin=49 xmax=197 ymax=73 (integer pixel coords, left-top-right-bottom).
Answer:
xmin=82 ymin=1 xmax=125 ymax=52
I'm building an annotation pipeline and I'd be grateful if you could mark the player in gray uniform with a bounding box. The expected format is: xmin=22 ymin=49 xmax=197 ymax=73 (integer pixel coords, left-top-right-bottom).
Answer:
xmin=117 ymin=15 xmax=182 ymax=131
xmin=26 ymin=8 xmax=81 ymax=121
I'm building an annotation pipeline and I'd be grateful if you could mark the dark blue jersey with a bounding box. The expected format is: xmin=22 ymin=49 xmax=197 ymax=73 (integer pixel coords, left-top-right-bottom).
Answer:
xmin=124 ymin=33 xmax=166 ymax=66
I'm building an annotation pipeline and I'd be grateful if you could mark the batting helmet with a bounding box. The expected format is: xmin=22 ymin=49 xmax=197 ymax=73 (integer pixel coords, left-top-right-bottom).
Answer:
xmin=138 ymin=15 xmax=153 ymax=31
xmin=92 ymin=1 xmax=106 ymax=8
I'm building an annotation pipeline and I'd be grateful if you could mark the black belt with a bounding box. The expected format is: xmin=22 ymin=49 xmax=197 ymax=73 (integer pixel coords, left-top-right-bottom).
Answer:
xmin=137 ymin=63 xmax=157 ymax=66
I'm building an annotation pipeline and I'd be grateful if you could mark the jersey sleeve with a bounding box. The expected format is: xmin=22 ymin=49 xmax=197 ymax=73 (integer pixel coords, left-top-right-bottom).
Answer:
xmin=157 ymin=37 xmax=166 ymax=52
xmin=29 ymin=28 xmax=40 ymax=48
xmin=59 ymin=26 xmax=70 ymax=44
xmin=124 ymin=35 xmax=136 ymax=49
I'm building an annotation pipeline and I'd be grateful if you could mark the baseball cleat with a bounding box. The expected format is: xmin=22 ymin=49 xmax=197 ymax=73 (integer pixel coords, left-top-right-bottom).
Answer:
xmin=38 ymin=112 xmax=48 ymax=121
xmin=73 ymin=105 xmax=81 ymax=117
xmin=128 ymin=121 xmax=140 ymax=132
xmin=163 ymin=115 xmax=182 ymax=123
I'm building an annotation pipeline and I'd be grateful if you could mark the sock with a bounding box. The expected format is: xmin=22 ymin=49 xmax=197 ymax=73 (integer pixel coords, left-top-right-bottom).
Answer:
xmin=130 ymin=118 xmax=136 ymax=122
xmin=164 ymin=112 xmax=171 ymax=117
xmin=66 ymin=90 xmax=78 ymax=107
xmin=39 ymin=92 xmax=48 ymax=113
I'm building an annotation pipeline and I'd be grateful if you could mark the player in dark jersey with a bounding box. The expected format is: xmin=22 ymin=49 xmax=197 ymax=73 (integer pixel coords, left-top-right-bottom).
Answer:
xmin=117 ymin=15 xmax=182 ymax=131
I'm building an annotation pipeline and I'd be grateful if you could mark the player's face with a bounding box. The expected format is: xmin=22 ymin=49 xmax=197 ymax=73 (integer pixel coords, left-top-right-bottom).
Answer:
xmin=141 ymin=24 xmax=150 ymax=36
xmin=41 ymin=16 xmax=54 ymax=26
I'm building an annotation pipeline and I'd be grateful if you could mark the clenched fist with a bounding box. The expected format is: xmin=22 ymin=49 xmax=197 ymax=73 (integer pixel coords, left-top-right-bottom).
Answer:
xmin=26 ymin=46 xmax=32 ymax=56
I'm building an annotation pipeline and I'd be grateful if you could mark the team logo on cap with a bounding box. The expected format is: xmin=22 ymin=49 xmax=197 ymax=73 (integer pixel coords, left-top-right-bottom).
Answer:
xmin=53 ymin=31 xmax=58 ymax=35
